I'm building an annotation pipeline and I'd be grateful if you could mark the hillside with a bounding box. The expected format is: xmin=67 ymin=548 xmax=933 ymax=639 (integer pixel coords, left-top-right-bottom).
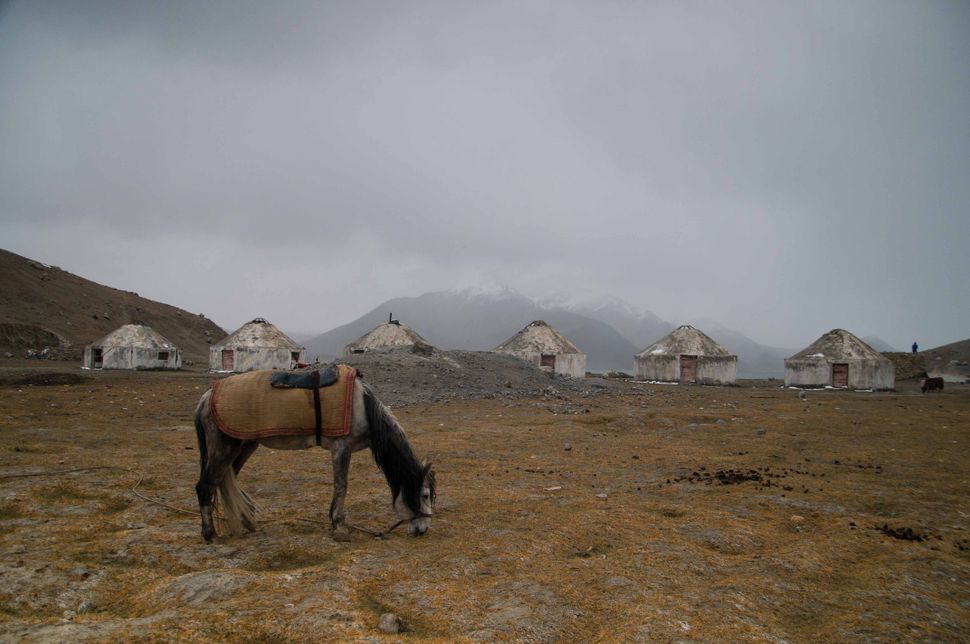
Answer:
xmin=0 ymin=249 xmax=225 ymax=365
xmin=923 ymin=339 xmax=970 ymax=382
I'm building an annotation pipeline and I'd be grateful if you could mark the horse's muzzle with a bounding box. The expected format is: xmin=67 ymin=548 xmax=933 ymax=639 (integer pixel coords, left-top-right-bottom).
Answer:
xmin=409 ymin=517 xmax=430 ymax=536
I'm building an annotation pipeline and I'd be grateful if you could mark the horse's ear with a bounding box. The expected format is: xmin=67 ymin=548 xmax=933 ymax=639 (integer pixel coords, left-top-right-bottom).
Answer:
xmin=421 ymin=462 xmax=432 ymax=478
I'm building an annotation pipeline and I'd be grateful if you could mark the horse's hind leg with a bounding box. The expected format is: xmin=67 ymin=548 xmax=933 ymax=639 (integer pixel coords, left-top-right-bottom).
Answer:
xmin=195 ymin=475 xmax=215 ymax=542
xmin=329 ymin=444 xmax=352 ymax=541
xmin=196 ymin=447 xmax=233 ymax=542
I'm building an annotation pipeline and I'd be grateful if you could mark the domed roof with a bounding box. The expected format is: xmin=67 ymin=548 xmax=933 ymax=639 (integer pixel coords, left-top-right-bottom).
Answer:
xmin=91 ymin=324 xmax=177 ymax=349
xmin=636 ymin=325 xmax=732 ymax=358
xmin=345 ymin=321 xmax=431 ymax=353
xmin=788 ymin=328 xmax=888 ymax=361
xmin=494 ymin=320 xmax=583 ymax=355
xmin=213 ymin=318 xmax=301 ymax=349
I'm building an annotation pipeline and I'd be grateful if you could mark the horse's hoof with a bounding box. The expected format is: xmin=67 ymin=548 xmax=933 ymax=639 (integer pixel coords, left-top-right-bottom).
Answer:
xmin=331 ymin=526 xmax=352 ymax=542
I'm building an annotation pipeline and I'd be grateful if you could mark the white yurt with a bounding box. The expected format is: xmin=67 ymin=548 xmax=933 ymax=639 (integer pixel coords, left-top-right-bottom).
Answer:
xmin=344 ymin=317 xmax=433 ymax=355
xmin=785 ymin=328 xmax=894 ymax=390
xmin=209 ymin=318 xmax=305 ymax=373
xmin=83 ymin=324 xmax=181 ymax=370
xmin=635 ymin=325 xmax=736 ymax=384
xmin=494 ymin=320 xmax=586 ymax=378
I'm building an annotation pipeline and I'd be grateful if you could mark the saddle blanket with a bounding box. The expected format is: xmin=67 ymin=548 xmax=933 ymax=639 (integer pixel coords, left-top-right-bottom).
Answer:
xmin=210 ymin=365 xmax=358 ymax=440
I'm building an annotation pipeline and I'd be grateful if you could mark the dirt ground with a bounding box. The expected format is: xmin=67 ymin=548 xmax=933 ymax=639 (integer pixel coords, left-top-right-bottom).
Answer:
xmin=1 ymin=360 xmax=969 ymax=642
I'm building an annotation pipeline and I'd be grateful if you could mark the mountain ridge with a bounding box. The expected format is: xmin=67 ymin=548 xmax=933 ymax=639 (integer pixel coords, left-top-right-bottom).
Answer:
xmin=304 ymin=288 xmax=794 ymax=375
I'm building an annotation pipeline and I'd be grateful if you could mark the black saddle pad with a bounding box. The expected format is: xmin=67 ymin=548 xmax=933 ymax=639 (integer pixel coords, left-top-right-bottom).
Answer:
xmin=270 ymin=365 xmax=339 ymax=389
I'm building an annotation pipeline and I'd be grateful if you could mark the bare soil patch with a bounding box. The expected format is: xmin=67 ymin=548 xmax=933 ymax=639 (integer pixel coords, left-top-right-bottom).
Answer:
xmin=1 ymin=361 xmax=969 ymax=641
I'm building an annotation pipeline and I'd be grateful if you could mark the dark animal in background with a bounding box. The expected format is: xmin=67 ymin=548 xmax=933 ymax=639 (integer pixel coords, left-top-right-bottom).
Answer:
xmin=921 ymin=377 xmax=944 ymax=393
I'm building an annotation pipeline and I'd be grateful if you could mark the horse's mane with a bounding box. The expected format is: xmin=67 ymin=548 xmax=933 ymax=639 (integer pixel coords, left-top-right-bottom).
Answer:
xmin=362 ymin=383 xmax=435 ymax=515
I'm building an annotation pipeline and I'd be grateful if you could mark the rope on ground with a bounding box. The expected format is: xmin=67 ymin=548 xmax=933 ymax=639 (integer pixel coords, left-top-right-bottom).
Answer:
xmin=274 ymin=516 xmax=328 ymax=526
xmin=262 ymin=515 xmax=397 ymax=539
xmin=130 ymin=472 xmax=197 ymax=516
xmin=0 ymin=465 xmax=129 ymax=480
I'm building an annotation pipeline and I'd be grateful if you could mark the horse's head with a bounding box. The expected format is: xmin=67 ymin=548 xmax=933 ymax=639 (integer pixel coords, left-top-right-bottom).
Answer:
xmin=393 ymin=462 xmax=436 ymax=536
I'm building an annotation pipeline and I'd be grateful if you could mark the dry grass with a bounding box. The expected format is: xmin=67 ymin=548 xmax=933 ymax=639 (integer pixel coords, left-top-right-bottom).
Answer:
xmin=0 ymin=365 xmax=969 ymax=641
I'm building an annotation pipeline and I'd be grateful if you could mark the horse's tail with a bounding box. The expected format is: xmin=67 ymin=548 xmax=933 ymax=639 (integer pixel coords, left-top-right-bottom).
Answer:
xmin=362 ymin=383 xmax=423 ymax=513
xmin=218 ymin=467 xmax=256 ymax=535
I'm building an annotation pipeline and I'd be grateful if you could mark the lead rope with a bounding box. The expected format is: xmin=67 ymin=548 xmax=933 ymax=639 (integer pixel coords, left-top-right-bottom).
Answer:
xmin=346 ymin=518 xmax=406 ymax=539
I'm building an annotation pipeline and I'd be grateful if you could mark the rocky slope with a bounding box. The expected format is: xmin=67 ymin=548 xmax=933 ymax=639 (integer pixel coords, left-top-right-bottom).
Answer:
xmin=882 ymin=352 xmax=927 ymax=381
xmin=334 ymin=346 xmax=625 ymax=409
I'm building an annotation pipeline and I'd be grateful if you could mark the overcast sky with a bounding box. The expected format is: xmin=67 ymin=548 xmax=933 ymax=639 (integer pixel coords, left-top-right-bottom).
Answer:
xmin=1 ymin=1 xmax=968 ymax=350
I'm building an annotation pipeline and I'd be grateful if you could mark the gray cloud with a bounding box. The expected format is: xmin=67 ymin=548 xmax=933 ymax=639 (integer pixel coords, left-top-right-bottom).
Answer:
xmin=1 ymin=0 xmax=968 ymax=348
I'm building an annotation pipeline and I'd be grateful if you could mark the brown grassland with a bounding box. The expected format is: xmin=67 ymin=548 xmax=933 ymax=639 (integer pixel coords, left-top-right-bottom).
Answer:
xmin=1 ymin=362 xmax=969 ymax=642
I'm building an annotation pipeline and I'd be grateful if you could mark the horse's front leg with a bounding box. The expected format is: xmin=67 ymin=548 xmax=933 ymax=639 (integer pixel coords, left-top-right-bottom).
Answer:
xmin=329 ymin=445 xmax=352 ymax=541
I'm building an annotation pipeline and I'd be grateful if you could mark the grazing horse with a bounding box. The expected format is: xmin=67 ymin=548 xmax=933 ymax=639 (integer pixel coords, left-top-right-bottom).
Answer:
xmin=193 ymin=370 xmax=435 ymax=542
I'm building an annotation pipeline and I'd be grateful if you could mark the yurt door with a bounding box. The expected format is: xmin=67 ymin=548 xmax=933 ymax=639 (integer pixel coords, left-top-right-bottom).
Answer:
xmin=221 ymin=350 xmax=234 ymax=371
xmin=92 ymin=348 xmax=103 ymax=369
xmin=832 ymin=363 xmax=849 ymax=388
xmin=540 ymin=354 xmax=556 ymax=371
xmin=680 ymin=355 xmax=698 ymax=383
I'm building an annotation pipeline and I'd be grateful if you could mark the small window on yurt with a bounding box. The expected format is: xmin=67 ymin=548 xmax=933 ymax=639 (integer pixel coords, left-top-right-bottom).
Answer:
xmin=291 ymin=351 xmax=300 ymax=362
xmin=157 ymin=351 xmax=170 ymax=361
xmin=540 ymin=354 xmax=556 ymax=369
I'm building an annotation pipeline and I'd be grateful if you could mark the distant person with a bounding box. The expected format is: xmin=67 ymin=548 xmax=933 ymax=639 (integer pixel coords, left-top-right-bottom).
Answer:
xmin=912 ymin=341 xmax=918 ymax=354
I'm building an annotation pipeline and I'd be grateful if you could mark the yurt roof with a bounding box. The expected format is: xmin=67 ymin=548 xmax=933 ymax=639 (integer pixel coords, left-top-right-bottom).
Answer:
xmin=213 ymin=318 xmax=301 ymax=349
xmin=495 ymin=320 xmax=583 ymax=355
xmin=788 ymin=328 xmax=886 ymax=361
xmin=636 ymin=325 xmax=732 ymax=358
xmin=91 ymin=324 xmax=177 ymax=350
xmin=345 ymin=322 xmax=430 ymax=352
